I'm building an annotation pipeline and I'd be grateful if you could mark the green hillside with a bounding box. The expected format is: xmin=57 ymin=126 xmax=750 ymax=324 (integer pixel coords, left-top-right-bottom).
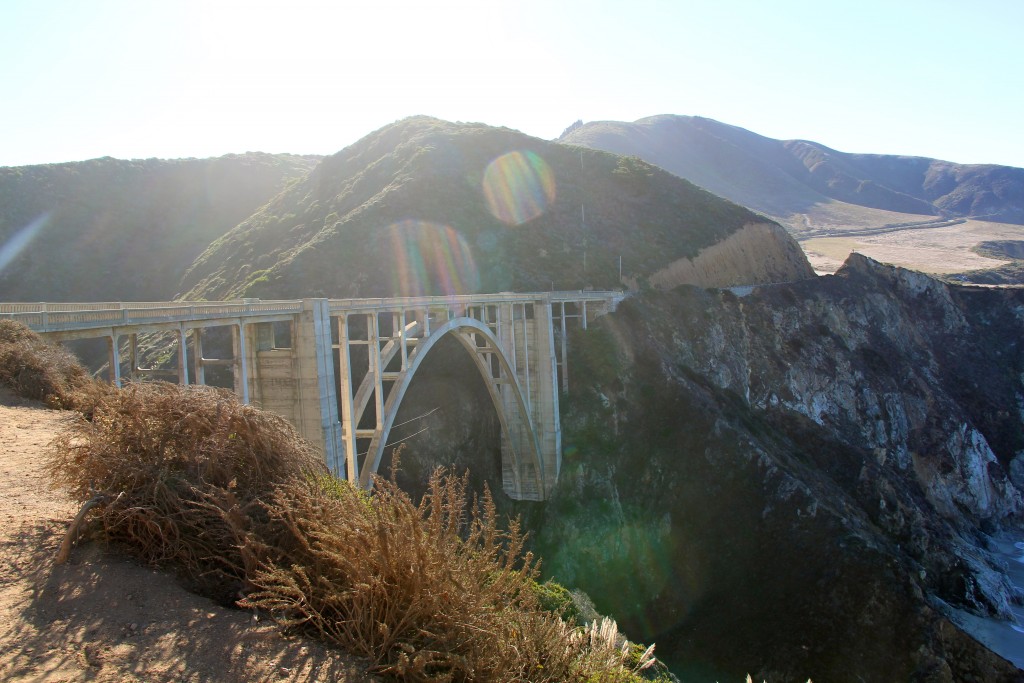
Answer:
xmin=180 ymin=117 xmax=793 ymax=300
xmin=0 ymin=153 xmax=318 ymax=302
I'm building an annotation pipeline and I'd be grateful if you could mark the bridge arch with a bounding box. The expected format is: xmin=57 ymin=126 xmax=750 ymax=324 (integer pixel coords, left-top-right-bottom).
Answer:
xmin=358 ymin=317 xmax=545 ymax=498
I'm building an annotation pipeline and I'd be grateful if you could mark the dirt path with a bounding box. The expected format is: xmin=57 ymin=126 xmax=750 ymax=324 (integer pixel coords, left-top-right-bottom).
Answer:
xmin=0 ymin=387 xmax=373 ymax=682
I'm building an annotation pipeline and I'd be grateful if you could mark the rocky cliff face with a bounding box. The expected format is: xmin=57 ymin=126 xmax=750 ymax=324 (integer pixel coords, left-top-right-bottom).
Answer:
xmin=638 ymin=222 xmax=814 ymax=290
xmin=530 ymin=255 xmax=1024 ymax=681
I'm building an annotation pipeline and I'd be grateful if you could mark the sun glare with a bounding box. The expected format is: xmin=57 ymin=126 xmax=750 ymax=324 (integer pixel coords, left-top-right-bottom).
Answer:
xmin=385 ymin=220 xmax=479 ymax=297
xmin=0 ymin=213 xmax=49 ymax=274
xmin=481 ymin=150 xmax=556 ymax=225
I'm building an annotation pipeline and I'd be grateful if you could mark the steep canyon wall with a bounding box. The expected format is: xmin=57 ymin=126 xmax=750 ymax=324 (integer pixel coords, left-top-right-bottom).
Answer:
xmin=532 ymin=255 xmax=1024 ymax=681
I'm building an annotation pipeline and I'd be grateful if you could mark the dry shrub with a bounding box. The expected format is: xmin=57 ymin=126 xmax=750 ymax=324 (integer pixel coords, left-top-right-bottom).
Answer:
xmin=0 ymin=319 xmax=96 ymax=408
xmin=239 ymin=465 xmax=661 ymax=682
xmin=48 ymin=381 xmax=664 ymax=681
xmin=238 ymin=469 xmax=577 ymax=681
xmin=48 ymin=381 xmax=327 ymax=601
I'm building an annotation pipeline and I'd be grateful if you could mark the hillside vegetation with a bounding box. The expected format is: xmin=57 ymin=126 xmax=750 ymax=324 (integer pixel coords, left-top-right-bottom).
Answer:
xmin=179 ymin=116 xmax=811 ymax=300
xmin=0 ymin=153 xmax=318 ymax=302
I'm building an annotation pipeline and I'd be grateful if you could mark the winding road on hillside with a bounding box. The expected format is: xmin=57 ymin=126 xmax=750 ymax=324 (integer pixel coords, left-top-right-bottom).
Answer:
xmin=796 ymin=216 xmax=967 ymax=241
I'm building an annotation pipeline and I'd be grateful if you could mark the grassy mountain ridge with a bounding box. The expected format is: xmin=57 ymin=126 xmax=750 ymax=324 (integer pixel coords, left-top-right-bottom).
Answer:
xmin=561 ymin=114 xmax=1024 ymax=231
xmin=0 ymin=153 xmax=319 ymax=302
xmin=181 ymin=116 xmax=808 ymax=301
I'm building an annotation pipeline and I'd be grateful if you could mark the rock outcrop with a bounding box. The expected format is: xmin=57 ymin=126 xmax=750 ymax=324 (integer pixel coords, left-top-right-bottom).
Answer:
xmin=638 ymin=222 xmax=815 ymax=290
xmin=531 ymin=254 xmax=1024 ymax=681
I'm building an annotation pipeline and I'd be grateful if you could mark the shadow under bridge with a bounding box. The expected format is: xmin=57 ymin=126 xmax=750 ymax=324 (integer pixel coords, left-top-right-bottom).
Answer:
xmin=328 ymin=294 xmax=617 ymax=501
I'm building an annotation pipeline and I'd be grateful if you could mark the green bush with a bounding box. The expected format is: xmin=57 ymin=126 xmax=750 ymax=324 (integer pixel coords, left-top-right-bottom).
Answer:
xmin=532 ymin=578 xmax=584 ymax=624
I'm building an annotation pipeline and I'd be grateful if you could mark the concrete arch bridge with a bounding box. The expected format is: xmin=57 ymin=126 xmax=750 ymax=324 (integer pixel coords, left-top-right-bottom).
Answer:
xmin=1 ymin=291 xmax=624 ymax=500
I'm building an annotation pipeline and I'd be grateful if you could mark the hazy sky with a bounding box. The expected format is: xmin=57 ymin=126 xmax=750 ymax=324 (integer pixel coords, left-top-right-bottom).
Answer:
xmin=2 ymin=0 xmax=1022 ymax=168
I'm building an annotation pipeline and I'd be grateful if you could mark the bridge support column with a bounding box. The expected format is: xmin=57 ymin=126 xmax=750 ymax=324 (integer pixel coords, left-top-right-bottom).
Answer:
xmin=231 ymin=323 xmax=250 ymax=403
xmin=495 ymin=303 xmax=529 ymax=498
xmin=244 ymin=322 xmax=274 ymax=406
xmin=245 ymin=304 xmax=342 ymax=472
xmin=530 ymin=300 xmax=561 ymax=494
xmin=107 ymin=334 xmax=121 ymax=387
xmin=193 ymin=328 xmax=206 ymax=385
xmin=128 ymin=334 xmax=140 ymax=382
xmin=336 ymin=313 xmax=359 ymax=484
xmin=176 ymin=324 xmax=190 ymax=385
xmin=293 ymin=299 xmax=343 ymax=475
xmin=557 ymin=302 xmax=569 ymax=393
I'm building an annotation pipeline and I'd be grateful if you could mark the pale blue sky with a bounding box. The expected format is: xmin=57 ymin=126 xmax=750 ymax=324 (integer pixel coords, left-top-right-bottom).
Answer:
xmin=2 ymin=0 xmax=1022 ymax=168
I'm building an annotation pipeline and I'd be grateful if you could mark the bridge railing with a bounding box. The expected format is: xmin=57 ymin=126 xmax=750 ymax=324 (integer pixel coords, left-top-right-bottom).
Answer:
xmin=1 ymin=292 xmax=626 ymax=334
xmin=0 ymin=300 xmax=305 ymax=333
xmin=327 ymin=290 xmax=625 ymax=314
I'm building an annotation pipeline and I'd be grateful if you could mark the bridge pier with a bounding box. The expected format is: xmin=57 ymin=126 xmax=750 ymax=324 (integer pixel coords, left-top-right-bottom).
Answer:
xmin=107 ymin=334 xmax=121 ymax=387
xmin=243 ymin=303 xmax=343 ymax=476
xmin=176 ymin=324 xmax=189 ymax=385
xmin=231 ymin=323 xmax=249 ymax=403
xmin=192 ymin=328 xmax=205 ymax=385
xmin=295 ymin=299 xmax=343 ymax=476
xmin=531 ymin=302 xmax=561 ymax=493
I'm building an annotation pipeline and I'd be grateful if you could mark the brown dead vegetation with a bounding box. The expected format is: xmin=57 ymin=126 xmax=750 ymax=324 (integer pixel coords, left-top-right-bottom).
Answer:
xmin=0 ymin=320 xmax=97 ymax=409
xmin=47 ymin=381 xmax=326 ymax=603
xmin=239 ymin=467 xmax=584 ymax=681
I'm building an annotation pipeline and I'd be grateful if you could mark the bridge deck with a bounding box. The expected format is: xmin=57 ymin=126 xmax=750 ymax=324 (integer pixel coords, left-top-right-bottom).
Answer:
xmin=0 ymin=291 xmax=623 ymax=335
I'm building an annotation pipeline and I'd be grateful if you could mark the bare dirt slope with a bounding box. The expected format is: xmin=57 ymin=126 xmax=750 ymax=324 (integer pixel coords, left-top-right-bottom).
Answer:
xmin=801 ymin=218 xmax=1022 ymax=275
xmin=0 ymin=387 xmax=373 ymax=683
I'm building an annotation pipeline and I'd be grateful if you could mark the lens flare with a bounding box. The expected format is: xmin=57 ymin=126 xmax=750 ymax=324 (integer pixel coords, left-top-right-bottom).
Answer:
xmin=0 ymin=212 xmax=50 ymax=274
xmin=481 ymin=150 xmax=556 ymax=225
xmin=385 ymin=220 xmax=479 ymax=297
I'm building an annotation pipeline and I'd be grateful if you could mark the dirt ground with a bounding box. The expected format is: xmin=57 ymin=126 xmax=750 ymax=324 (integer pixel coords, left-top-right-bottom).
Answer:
xmin=0 ymin=386 xmax=374 ymax=682
xmin=799 ymin=219 xmax=1023 ymax=275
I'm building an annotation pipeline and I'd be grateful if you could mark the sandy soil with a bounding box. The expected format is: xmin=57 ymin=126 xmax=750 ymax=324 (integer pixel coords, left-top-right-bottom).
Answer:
xmin=800 ymin=219 xmax=1023 ymax=275
xmin=0 ymin=386 xmax=374 ymax=683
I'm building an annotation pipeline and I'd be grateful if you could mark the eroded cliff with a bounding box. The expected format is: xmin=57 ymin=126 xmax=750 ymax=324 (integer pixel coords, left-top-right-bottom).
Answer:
xmin=534 ymin=255 xmax=1024 ymax=681
xmin=639 ymin=221 xmax=815 ymax=290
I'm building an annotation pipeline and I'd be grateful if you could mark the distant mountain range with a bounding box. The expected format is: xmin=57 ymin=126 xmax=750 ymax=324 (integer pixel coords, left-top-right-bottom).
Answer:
xmin=7 ymin=114 xmax=1021 ymax=305
xmin=560 ymin=115 xmax=1024 ymax=233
